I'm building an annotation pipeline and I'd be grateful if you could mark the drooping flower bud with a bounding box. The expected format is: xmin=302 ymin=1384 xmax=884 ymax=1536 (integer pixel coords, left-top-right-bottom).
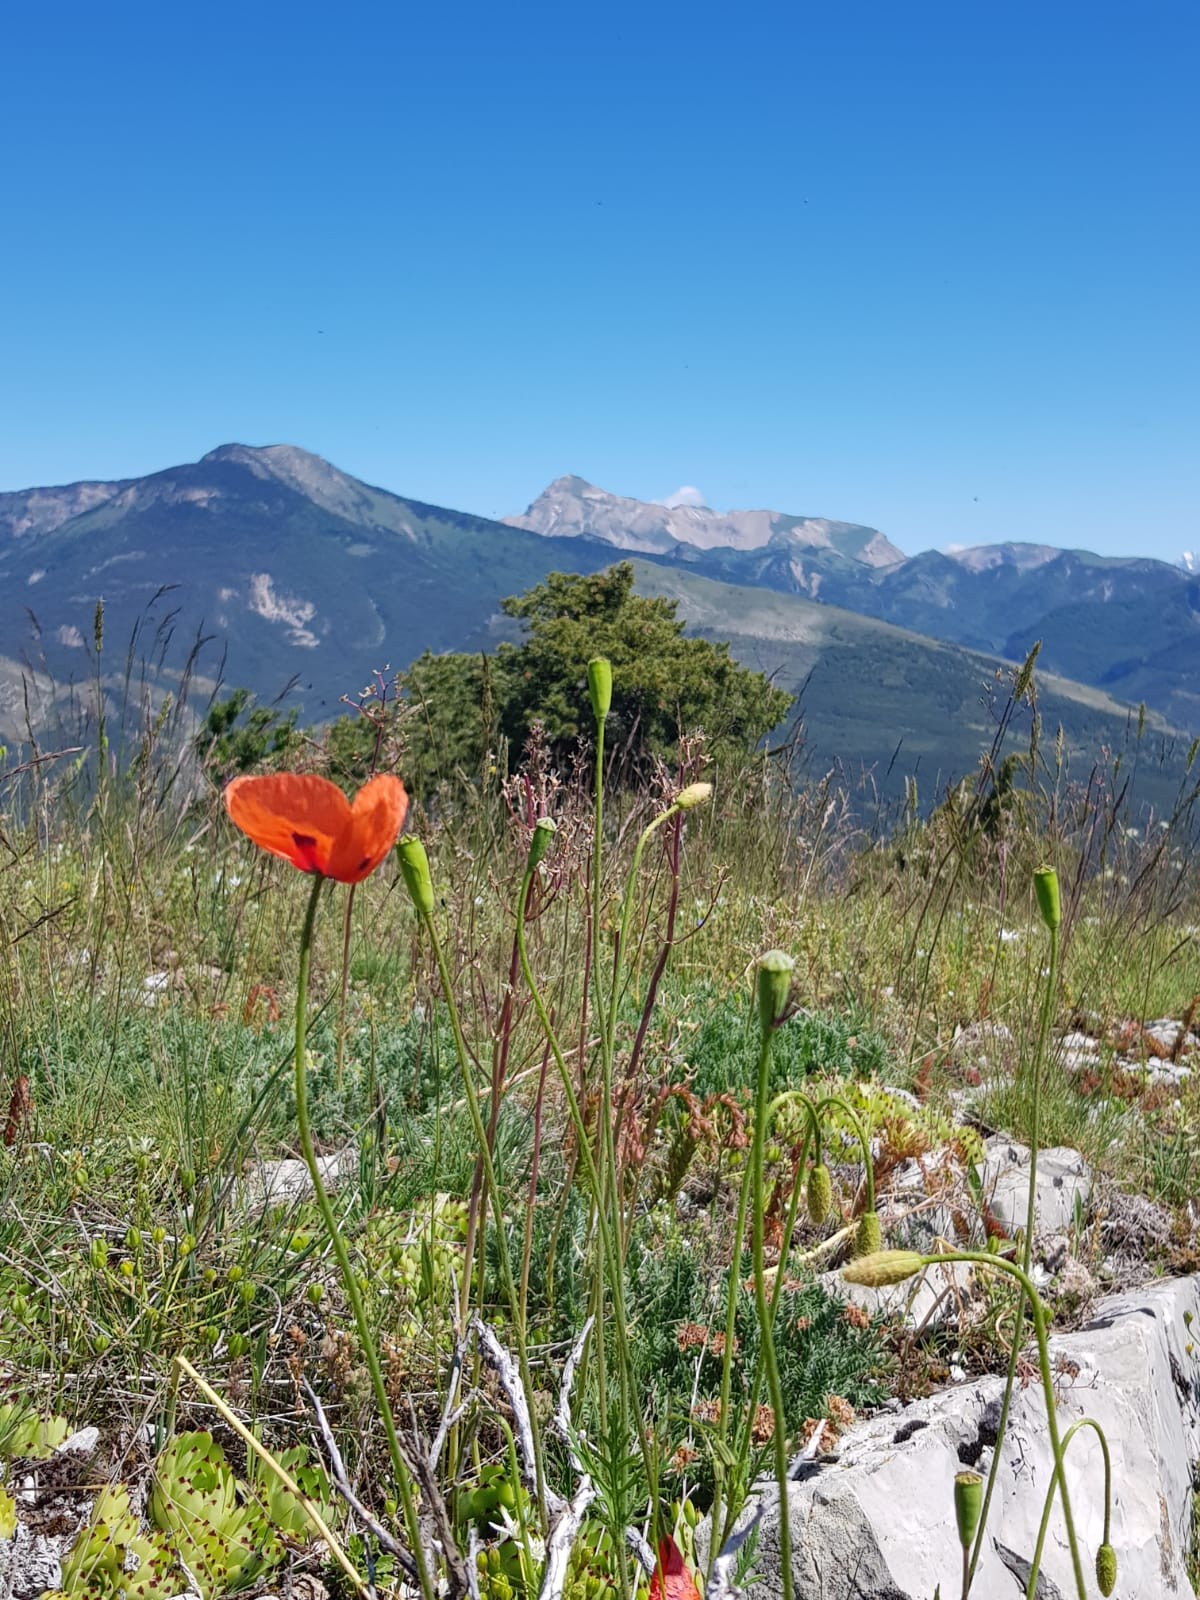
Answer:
xmin=807 ymin=1163 xmax=833 ymax=1225
xmin=397 ymin=837 xmax=435 ymax=918
xmin=853 ymin=1210 xmax=882 ymax=1257
xmin=954 ymin=1471 xmax=983 ymax=1550
xmin=1033 ymin=866 xmax=1061 ymax=932
xmin=841 ymin=1248 xmax=923 ymax=1288
xmin=527 ymin=817 xmax=557 ymax=869
xmin=675 ymin=781 xmax=713 ymax=811
xmin=755 ymin=950 xmax=795 ymax=1032
xmin=587 ymin=657 xmax=612 ymax=722
xmin=1095 ymin=1544 xmax=1117 ymax=1597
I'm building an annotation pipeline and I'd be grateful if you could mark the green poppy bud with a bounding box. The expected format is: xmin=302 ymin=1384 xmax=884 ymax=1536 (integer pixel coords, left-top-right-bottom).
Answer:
xmin=841 ymin=1248 xmax=923 ymax=1288
xmin=755 ymin=950 xmax=795 ymax=1032
xmin=807 ymin=1164 xmax=833 ymax=1225
xmin=396 ymin=837 xmax=435 ymax=918
xmin=854 ymin=1210 xmax=882 ymax=1257
xmin=675 ymin=781 xmax=713 ymax=811
xmin=527 ymin=817 xmax=557 ymax=869
xmin=306 ymin=1281 xmax=324 ymax=1305
xmin=124 ymin=1227 xmax=141 ymax=1254
xmin=1033 ymin=866 xmax=1061 ymax=932
xmin=1095 ymin=1543 xmax=1117 ymax=1596
xmin=954 ymin=1471 xmax=983 ymax=1549
xmin=89 ymin=1237 xmax=109 ymax=1270
xmin=587 ymin=657 xmax=612 ymax=721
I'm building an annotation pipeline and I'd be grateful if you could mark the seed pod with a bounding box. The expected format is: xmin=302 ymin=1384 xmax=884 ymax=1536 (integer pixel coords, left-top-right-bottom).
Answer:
xmin=842 ymin=1248 xmax=923 ymax=1288
xmin=755 ymin=950 xmax=795 ymax=1032
xmin=807 ymin=1163 xmax=833 ymax=1225
xmin=954 ymin=1471 xmax=983 ymax=1549
xmin=397 ymin=837 xmax=435 ymax=918
xmin=854 ymin=1210 xmax=882 ymax=1257
xmin=587 ymin=657 xmax=612 ymax=721
xmin=1095 ymin=1543 xmax=1117 ymax=1596
xmin=1033 ymin=866 xmax=1061 ymax=932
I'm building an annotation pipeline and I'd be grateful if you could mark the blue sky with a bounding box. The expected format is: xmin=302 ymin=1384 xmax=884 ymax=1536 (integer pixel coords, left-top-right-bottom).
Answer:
xmin=2 ymin=0 xmax=1196 ymax=560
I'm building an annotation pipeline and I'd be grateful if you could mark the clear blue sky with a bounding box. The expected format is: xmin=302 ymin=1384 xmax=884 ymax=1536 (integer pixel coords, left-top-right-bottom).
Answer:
xmin=2 ymin=0 xmax=1196 ymax=560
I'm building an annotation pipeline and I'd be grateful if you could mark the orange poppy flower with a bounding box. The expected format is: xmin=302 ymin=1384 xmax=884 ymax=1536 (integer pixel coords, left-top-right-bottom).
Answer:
xmin=223 ymin=773 xmax=409 ymax=884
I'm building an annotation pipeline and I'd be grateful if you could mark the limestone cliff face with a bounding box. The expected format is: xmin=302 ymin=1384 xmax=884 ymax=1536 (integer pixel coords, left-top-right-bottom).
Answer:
xmin=506 ymin=475 xmax=907 ymax=566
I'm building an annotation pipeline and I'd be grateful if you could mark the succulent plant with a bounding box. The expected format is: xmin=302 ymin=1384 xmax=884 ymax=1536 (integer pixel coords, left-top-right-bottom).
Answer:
xmin=48 ymin=1431 xmax=333 ymax=1600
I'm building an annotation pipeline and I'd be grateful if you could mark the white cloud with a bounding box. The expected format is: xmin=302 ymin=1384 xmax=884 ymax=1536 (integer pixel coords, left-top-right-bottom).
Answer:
xmin=657 ymin=485 xmax=709 ymax=509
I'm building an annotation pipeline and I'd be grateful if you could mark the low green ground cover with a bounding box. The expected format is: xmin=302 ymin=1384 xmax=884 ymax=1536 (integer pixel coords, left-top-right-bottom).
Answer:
xmin=1 ymin=666 xmax=1198 ymax=1600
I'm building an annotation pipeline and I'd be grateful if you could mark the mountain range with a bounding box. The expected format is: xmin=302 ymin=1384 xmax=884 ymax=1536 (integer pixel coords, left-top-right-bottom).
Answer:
xmin=1 ymin=444 xmax=1195 ymax=805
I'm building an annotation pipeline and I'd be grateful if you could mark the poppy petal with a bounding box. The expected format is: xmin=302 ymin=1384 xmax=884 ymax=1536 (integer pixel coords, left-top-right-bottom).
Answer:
xmin=326 ymin=774 xmax=409 ymax=883
xmin=224 ymin=773 xmax=353 ymax=875
xmin=649 ymin=1538 xmax=701 ymax=1600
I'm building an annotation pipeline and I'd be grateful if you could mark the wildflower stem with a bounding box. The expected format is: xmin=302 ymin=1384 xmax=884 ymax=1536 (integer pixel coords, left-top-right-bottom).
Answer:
xmin=290 ymin=874 xmax=433 ymax=1600
xmin=968 ymin=917 xmax=1059 ymax=1589
xmin=751 ymin=1021 xmax=795 ymax=1600
xmin=420 ymin=901 xmax=548 ymax=1519
xmin=709 ymin=1107 xmax=757 ymax=1570
xmin=918 ymin=1250 xmax=1088 ymax=1600
xmin=515 ymin=860 xmax=651 ymax=1586
xmin=1025 ymin=1416 xmax=1112 ymax=1600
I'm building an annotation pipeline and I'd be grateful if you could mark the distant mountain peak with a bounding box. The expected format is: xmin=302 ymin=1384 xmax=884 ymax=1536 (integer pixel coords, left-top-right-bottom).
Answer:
xmin=507 ymin=477 xmax=905 ymax=566
xmin=200 ymin=442 xmax=395 ymax=527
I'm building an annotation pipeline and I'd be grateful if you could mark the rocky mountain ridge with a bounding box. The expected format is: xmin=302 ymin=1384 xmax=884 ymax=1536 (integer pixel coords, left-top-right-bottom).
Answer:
xmin=0 ymin=445 xmax=1193 ymax=803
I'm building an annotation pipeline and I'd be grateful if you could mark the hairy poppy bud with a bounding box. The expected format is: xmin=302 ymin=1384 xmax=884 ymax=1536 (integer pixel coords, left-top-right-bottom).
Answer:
xmin=841 ymin=1248 xmax=923 ymax=1288
xmin=675 ymin=781 xmax=713 ymax=811
xmin=807 ymin=1164 xmax=833 ymax=1225
xmin=853 ymin=1210 xmax=882 ymax=1257
xmin=397 ymin=837 xmax=435 ymax=918
xmin=1033 ymin=866 xmax=1061 ymax=932
xmin=954 ymin=1471 xmax=983 ymax=1549
xmin=527 ymin=817 xmax=557 ymax=869
xmin=1095 ymin=1543 xmax=1117 ymax=1596
xmin=588 ymin=657 xmax=612 ymax=722
xmin=755 ymin=950 xmax=795 ymax=1032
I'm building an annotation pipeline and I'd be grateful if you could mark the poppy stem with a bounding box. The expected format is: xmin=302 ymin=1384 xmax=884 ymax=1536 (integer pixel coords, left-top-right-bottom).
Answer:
xmin=292 ymin=873 xmax=434 ymax=1600
xmin=750 ymin=1016 xmax=794 ymax=1600
xmin=967 ymin=916 xmax=1060 ymax=1591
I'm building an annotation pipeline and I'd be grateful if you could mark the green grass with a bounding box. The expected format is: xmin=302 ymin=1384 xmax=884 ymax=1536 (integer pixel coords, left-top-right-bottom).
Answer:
xmin=1 ymin=704 xmax=1198 ymax=1600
